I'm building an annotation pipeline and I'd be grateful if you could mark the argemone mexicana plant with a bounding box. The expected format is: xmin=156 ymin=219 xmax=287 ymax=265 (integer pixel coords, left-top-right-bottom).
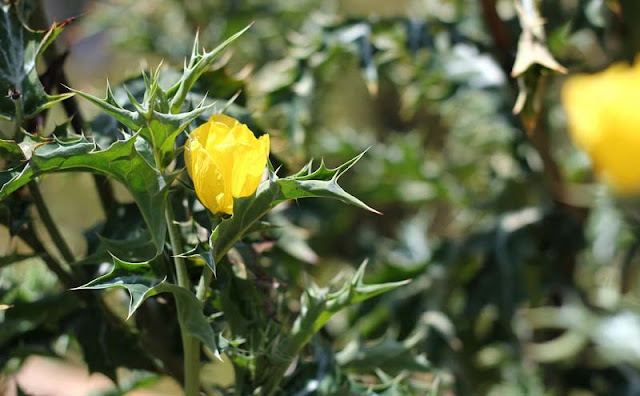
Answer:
xmin=6 ymin=0 xmax=640 ymax=394
xmin=0 ymin=6 xmax=405 ymax=395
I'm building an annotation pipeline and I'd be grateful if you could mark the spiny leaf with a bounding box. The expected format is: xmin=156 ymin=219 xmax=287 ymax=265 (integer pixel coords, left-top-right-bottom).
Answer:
xmin=176 ymin=239 xmax=216 ymax=276
xmin=77 ymin=232 xmax=158 ymax=267
xmin=211 ymin=152 xmax=379 ymax=263
xmin=173 ymin=216 xmax=217 ymax=274
xmin=71 ymin=84 xmax=216 ymax=161
xmin=256 ymin=260 xmax=411 ymax=393
xmin=76 ymin=258 xmax=220 ymax=357
xmin=168 ymin=24 xmax=252 ymax=113
xmin=151 ymin=103 xmax=216 ymax=157
xmin=0 ymin=134 xmax=170 ymax=251
xmin=301 ymin=260 xmax=410 ymax=334
xmin=74 ymin=256 xmax=163 ymax=319
xmin=290 ymin=150 xmax=368 ymax=181
xmin=0 ymin=4 xmax=72 ymax=120
xmin=310 ymin=260 xmax=411 ymax=332
xmin=68 ymin=85 xmax=144 ymax=131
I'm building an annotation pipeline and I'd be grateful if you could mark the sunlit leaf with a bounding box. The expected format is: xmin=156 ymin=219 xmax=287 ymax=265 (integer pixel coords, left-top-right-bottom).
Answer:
xmin=0 ymin=134 xmax=170 ymax=250
xmin=70 ymin=84 xmax=215 ymax=162
xmin=168 ymin=24 xmax=252 ymax=113
xmin=75 ymin=256 xmax=163 ymax=318
xmin=211 ymin=152 xmax=379 ymax=263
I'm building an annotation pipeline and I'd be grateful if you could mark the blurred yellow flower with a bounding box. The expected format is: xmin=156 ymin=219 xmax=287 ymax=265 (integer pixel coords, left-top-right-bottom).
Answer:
xmin=185 ymin=114 xmax=270 ymax=214
xmin=562 ymin=60 xmax=640 ymax=195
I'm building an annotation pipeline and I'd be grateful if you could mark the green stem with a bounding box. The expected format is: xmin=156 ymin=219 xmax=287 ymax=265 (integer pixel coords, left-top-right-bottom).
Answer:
xmin=197 ymin=214 xmax=222 ymax=301
xmin=262 ymin=324 xmax=312 ymax=396
xmin=165 ymin=202 xmax=200 ymax=396
xmin=28 ymin=181 xmax=76 ymax=265
xmin=196 ymin=267 xmax=213 ymax=302
xmin=166 ymin=203 xmax=189 ymax=288
xmin=12 ymin=95 xmax=23 ymax=140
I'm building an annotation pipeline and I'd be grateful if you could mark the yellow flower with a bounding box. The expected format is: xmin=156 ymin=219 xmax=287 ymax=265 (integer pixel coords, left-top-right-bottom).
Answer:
xmin=562 ymin=60 xmax=640 ymax=195
xmin=185 ymin=114 xmax=270 ymax=214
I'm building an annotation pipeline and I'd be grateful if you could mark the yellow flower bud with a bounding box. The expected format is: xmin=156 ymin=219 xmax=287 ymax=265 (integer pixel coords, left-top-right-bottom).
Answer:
xmin=562 ymin=60 xmax=640 ymax=195
xmin=185 ymin=114 xmax=270 ymax=214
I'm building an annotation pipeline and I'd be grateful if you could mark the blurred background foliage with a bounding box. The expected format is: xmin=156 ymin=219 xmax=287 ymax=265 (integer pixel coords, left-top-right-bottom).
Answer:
xmin=5 ymin=0 xmax=640 ymax=395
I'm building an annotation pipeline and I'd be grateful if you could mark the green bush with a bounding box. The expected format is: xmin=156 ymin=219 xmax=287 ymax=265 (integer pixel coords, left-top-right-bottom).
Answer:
xmin=3 ymin=0 xmax=640 ymax=395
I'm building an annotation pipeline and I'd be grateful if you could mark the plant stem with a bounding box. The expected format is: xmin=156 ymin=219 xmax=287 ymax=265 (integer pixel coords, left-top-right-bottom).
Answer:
xmin=28 ymin=181 xmax=76 ymax=265
xmin=165 ymin=201 xmax=200 ymax=396
xmin=196 ymin=266 xmax=213 ymax=301
xmin=262 ymin=314 xmax=316 ymax=396
xmin=166 ymin=203 xmax=189 ymax=288
xmin=196 ymin=214 xmax=223 ymax=303
xmin=12 ymin=95 xmax=24 ymax=140
xmin=17 ymin=221 xmax=76 ymax=288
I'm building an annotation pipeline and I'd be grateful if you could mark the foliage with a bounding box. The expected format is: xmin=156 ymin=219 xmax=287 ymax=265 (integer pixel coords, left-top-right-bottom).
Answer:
xmin=3 ymin=0 xmax=640 ymax=395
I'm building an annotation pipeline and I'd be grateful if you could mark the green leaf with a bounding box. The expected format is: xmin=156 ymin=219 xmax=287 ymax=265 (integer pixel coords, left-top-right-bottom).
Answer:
xmin=0 ymin=139 xmax=23 ymax=160
xmin=216 ymin=262 xmax=266 ymax=339
xmin=70 ymin=84 xmax=215 ymax=162
xmin=69 ymin=81 xmax=144 ymax=131
xmin=0 ymin=4 xmax=72 ymax=120
xmin=73 ymin=26 xmax=251 ymax=160
xmin=336 ymin=332 xmax=430 ymax=373
xmin=211 ymin=152 xmax=379 ymax=263
xmin=74 ymin=256 xmax=163 ymax=318
xmin=172 ymin=216 xmax=216 ymax=273
xmin=150 ymin=105 xmax=215 ymax=159
xmin=76 ymin=259 xmax=219 ymax=357
xmin=76 ymin=232 xmax=158 ymax=269
xmin=168 ymin=24 xmax=252 ymax=113
xmin=258 ymin=261 xmax=410 ymax=393
xmin=0 ymin=293 xmax=81 ymax=347
xmin=0 ymin=134 xmax=169 ymax=250
xmin=299 ymin=260 xmax=411 ymax=336
xmin=176 ymin=242 xmax=215 ymax=276
xmin=155 ymin=283 xmax=220 ymax=359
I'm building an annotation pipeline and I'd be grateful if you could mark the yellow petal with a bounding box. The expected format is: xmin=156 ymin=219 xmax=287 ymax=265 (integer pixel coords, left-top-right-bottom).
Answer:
xmin=185 ymin=114 xmax=270 ymax=214
xmin=562 ymin=60 xmax=640 ymax=195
